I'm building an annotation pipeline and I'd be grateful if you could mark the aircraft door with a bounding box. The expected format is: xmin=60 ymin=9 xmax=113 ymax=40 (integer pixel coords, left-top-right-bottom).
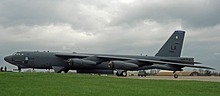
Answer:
xmin=24 ymin=57 xmax=29 ymax=63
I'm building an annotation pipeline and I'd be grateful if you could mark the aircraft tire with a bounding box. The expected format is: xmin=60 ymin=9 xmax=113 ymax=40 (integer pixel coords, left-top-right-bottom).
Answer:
xmin=64 ymin=69 xmax=69 ymax=73
xmin=121 ymin=71 xmax=127 ymax=77
xmin=116 ymin=72 xmax=120 ymax=76
xmin=174 ymin=74 xmax=178 ymax=78
xmin=116 ymin=70 xmax=127 ymax=77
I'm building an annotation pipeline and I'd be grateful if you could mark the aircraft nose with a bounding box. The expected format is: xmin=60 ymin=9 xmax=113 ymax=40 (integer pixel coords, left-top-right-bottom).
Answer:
xmin=4 ymin=56 xmax=12 ymax=63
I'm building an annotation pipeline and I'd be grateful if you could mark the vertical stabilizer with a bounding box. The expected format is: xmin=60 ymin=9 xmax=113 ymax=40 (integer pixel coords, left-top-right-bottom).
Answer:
xmin=155 ymin=30 xmax=185 ymax=57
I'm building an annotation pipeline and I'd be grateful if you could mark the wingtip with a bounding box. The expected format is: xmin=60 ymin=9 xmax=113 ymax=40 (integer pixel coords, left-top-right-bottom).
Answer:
xmin=210 ymin=68 xmax=215 ymax=70
xmin=194 ymin=61 xmax=202 ymax=64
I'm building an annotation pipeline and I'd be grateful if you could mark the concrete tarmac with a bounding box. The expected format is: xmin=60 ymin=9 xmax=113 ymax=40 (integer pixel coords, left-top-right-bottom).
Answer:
xmin=115 ymin=76 xmax=220 ymax=82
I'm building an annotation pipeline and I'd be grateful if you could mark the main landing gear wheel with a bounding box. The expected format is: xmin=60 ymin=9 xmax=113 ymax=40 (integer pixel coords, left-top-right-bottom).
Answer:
xmin=116 ymin=72 xmax=120 ymax=76
xmin=174 ymin=74 xmax=178 ymax=78
xmin=116 ymin=70 xmax=127 ymax=77
xmin=173 ymin=71 xmax=178 ymax=78
xmin=63 ymin=69 xmax=69 ymax=73
xmin=121 ymin=71 xmax=127 ymax=77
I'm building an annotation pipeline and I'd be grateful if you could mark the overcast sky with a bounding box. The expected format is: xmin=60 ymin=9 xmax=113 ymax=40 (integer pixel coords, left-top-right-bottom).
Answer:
xmin=0 ymin=0 xmax=219 ymax=71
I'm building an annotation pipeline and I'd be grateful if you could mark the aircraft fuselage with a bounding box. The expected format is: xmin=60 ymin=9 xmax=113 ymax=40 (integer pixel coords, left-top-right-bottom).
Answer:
xmin=4 ymin=51 xmax=193 ymax=71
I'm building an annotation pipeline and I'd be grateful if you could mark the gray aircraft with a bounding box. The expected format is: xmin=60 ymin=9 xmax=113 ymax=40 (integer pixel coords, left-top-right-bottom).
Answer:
xmin=4 ymin=30 xmax=214 ymax=78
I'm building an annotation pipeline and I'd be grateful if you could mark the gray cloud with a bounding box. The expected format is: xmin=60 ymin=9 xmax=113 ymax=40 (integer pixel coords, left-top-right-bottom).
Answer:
xmin=1 ymin=0 xmax=220 ymax=28
xmin=0 ymin=0 xmax=60 ymax=26
xmin=0 ymin=0 xmax=219 ymax=71
xmin=111 ymin=0 xmax=220 ymax=28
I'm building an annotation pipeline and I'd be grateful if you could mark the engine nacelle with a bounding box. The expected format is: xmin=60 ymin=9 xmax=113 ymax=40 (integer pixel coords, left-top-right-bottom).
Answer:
xmin=108 ymin=61 xmax=138 ymax=70
xmin=68 ymin=58 xmax=96 ymax=67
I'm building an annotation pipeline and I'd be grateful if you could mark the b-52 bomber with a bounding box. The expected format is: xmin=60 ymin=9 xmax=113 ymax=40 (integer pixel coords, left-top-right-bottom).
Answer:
xmin=4 ymin=30 xmax=214 ymax=78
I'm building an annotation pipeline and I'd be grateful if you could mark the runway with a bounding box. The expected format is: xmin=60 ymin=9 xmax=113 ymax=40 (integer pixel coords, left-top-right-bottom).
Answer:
xmin=114 ymin=76 xmax=220 ymax=82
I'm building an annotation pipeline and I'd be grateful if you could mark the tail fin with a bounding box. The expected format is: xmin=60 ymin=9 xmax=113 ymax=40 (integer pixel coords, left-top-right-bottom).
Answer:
xmin=155 ymin=30 xmax=185 ymax=57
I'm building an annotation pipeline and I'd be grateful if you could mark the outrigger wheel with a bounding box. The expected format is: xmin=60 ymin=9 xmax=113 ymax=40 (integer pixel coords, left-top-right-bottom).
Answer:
xmin=174 ymin=74 xmax=178 ymax=78
xmin=173 ymin=71 xmax=178 ymax=78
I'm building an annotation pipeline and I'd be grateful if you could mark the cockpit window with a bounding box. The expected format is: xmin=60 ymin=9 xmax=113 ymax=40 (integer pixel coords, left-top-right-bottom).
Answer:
xmin=12 ymin=52 xmax=16 ymax=55
xmin=13 ymin=52 xmax=24 ymax=56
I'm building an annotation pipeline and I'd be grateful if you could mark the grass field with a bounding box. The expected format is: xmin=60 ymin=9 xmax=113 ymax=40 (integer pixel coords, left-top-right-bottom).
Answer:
xmin=0 ymin=72 xmax=220 ymax=96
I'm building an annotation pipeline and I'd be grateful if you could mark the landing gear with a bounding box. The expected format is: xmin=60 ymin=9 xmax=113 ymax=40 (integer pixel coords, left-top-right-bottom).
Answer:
xmin=173 ymin=71 xmax=178 ymax=78
xmin=63 ymin=69 xmax=69 ymax=73
xmin=18 ymin=66 xmax=21 ymax=72
xmin=174 ymin=74 xmax=178 ymax=78
xmin=59 ymin=69 xmax=69 ymax=73
xmin=122 ymin=71 xmax=127 ymax=77
xmin=52 ymin=66 xmax=64 ymax=73
xmin=116 ymin=70 xmax=127 ymax=77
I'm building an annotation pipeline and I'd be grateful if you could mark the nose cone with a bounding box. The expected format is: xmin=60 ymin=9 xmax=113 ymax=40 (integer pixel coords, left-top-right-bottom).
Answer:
xmin=4 ymin=56 xmax=12 ymax=63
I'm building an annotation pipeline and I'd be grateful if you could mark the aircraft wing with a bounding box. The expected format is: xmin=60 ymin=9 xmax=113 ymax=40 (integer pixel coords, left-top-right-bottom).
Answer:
xmin=180 ymin=64 xmax=215 ymax=70
xmin=97 ymin=56 xmax=133 ymax=61
xmin=55 ymin=53 xmax=214 ymax=70
xmin=98 ymin=56 xmax=214 ymax=70
xmin=55 ymin=53 xmax=92 ymax=58
xmin=55 ymin=53 xmax=134 ymax=60
xmin=98 ymin=55 xmax=204 ymax=66
xmin=138 ymin=59 xmax=215 ymax=70
xmin=160 ymin=59 xmax=202 ymax=64
xmin=139 ymin=59 xmax=194 ymax=66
